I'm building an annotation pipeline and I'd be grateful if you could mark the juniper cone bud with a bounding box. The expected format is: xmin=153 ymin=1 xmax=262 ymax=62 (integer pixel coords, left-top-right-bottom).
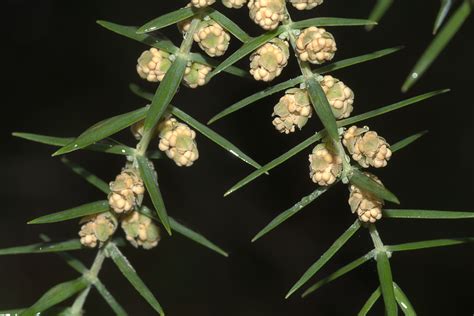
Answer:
xmin=108 ymin=169 xmax=145 ymax=214
xmin=158 ymin=119 xmax=199 ymax=167
xmin=296 ymin=26 xmax=337 ymax=64
xmin=348 ymin=173 xmax=384 ymax=223
xmin=309 ymin=142 xmax=342 ymax=186
xmin=250 ymin=38 xmax=289 ymax=82
xmin=191 ymin=0 xmax=216 ymax=8
xmin=136 ymin=48 xmax=172 ymax=82
xmin=222 ymin=0 xmax=248 ymax=8
xmin=183 ymin=62 xmax=212 ymax=88
xmin=320 ymin=75 xmax=354 ymax=119
xmin=272 ymin=88 xmax=312 ymax=134
xmin=121 ymin=211 xmax=161 ymax=250
xmin=79 ymin=213 xmax=118 ymax=248
xmin=193 ymin=20 xmax=231 ymax=57
xmin=343 ymin=126 xmax=392 ymax=168
xmin=248 ymin=0 xmax=286 ymax=30
xmin=290 ymin=0 xmax=323 ymax=10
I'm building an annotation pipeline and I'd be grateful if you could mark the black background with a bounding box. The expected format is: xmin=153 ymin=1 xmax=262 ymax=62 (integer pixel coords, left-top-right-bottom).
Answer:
xmin=1 ymin=1 xmax=473 ymax=315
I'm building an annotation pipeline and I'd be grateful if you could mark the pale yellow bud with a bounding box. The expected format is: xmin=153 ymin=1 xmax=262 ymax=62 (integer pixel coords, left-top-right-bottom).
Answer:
xmin=343 ymin=126 xmax=392 ymax=168
xmin=309 ymin=142 xmax=342 ymax=186
xmin=136 ymin=48 xmax=172 ymax=82
xmin=320 ymin=75 xmax=354 ymax=119
xmin=296 ymin=26 xmax=336 ymax=64
xmin=121 ymin=211 xmax=161 ymax=250
xmin=222 ymin=0 xmax=248 ymax=8
xmin=290 ymin=0 xmax=323 ymax=10
xmin=348 ymin=173 xmax=384 ymax=223
xmin=248 ymin=0 xmax=286 ymax=30
xmin=250 ymin=38 xmax=289 ymax=82
xmin=272 ymin=88 xmax=312 ymax=134
xmin=79 ymin=213 xmax=118 ymax=248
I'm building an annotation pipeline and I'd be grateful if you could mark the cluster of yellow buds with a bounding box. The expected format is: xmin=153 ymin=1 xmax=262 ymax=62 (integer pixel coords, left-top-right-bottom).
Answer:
xmin=193 ymin=20 xmax=231 ymax=57
xmin=158 ymin=117 xmax=200 ymax=167
xmin=308 ymin=142 xmax=342 ymax=186
xmin=79 ymin=213 xmax=118 ymax=248
xmin=248 ymin=0 xmax=286 ymax=30
xmin=222 ymin=0 xmax=248 ymax=8
xmin=136 ymin=48 xmax=172 ymax=83
xmin=184 ymin=62 xmax=212 ymax=88
xmin=191 ymin=0 xmax=216 ymax=8
xmin=121 ymin=211 xmax=161 ymax=250
xmin=137 ymin=51 xmax=212 ymax=89
xmin=320 ymin=75 xmax=355 ymax=119
xmin=343 ymin=126 xmax=392 ymax=168
xmin=272 ymin=88 xmax=312 ymax=133
xmin=290 ymin=0 xmax=323 ymax=10
xmin=108 ymin=169 xmax=145 ymax=214
xmin=296 ymin=27 xmax=337 ymax=64
xmin=348 ymin=173 xmax=384 ymax=223
xmin=250 ymin=38 xmax=289 ymax=81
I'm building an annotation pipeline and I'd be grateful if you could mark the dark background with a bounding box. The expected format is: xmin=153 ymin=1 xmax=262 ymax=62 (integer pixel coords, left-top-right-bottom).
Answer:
xmin=2 ymin=1 xmax=473 ymax=315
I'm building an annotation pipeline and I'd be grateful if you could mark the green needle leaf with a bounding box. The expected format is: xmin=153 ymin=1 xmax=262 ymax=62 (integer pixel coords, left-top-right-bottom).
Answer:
xmin=208 ymin=76 xmax=304 ymax=124
xmin=38 ymin=235 xmax=128 ymax=316
xmin=358 ymin=287 xmax=381 ymax=316
xmin=402 ymin=1 xmax=471 ymax=92
xmin=189 ymin=52 xmax=251 ymax=78
xmin=171 ymin=106 xmax=263 ymax=170
xmin=61 ymin=157 xmax=110 ymax=194
xmin=316 ymin=46 xmax=403 ymax=74
xmin=97 ymin=20 xmax=178 ymax=54
xmin=208 ymin=9 xmax=251 ymax=42
xmin=22 ymin=277 xmax=89 ymax=316
xmin=107 ymin=243 xmax=164 ymax=315
xmin=137 ymin=156 xmax=172 ymax=235
xmin=140 ymin=206 xmax=228 ymax=257
xmin=129 ymin=83 xmax=264 ymax=170
xmin=224 ymin=132 xmax=323 ymax=196
xmin=252 ymin=185 xmax=333 ymax=242
xmin=0 ymin=239 xmax=84 ymax=255
xmin=302 ymin=250 xmax=374 ymax=298
xmin=365 ymin=0 xmax=394 ymax=31
xmin=208 ymin=47 xmax=403 ymax=124
xmin=393 ymin=282 xmax=417 ymax=315
xmin=144 ymin=55 xmax=187 ymax=132
xmin=383 ymin=209 xmax=474 ymax=219
xmin=210 ymin=28 xmax=283 ymax=78
xmin=53 ymin=107 xmax=148 ymax=156
xmin=28 ymin=200 xmax=110 ymax=224
xmin=169 ymin=216 xmax=229 ymax=257
xmin=12 ymin=133 xmax=74 ymax=146
xmin=13 ymin=132 xmax=135 ymax=157
xmin=390 ymin=130 xmax=428 ymax=152
xmin=94 ymin=281 xmax=128 ymax=316
xmin=292 ymin=17 xmax=377 ymax=30
xmin=349 ymin=169 xmax=400 ymax=204
xmin=386 ymin=237 xmax=474 ymax=252
xmin=433 ymin=0 xmax=453 ymax=34
xmin=285 ymin=220 xmax=361 ymax=298
xmin=339 ymin=89 xmax=450 ymax=127
xmin=137 ymin=7 xmax=195 ymax=34
xmin=306 ymin=75 xmax=339 ymax=141
xmin=376 ymin=251 xmax=397 ymax=316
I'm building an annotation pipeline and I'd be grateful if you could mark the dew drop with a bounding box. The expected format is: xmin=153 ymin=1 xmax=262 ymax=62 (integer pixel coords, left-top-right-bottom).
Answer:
xmin=411 ymin=73 xmax=418 ymax=79
xmin=121 ymin=149 xmax=126 ymax=153
xmin=73 ymin=144 xmax=78 ymax=148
